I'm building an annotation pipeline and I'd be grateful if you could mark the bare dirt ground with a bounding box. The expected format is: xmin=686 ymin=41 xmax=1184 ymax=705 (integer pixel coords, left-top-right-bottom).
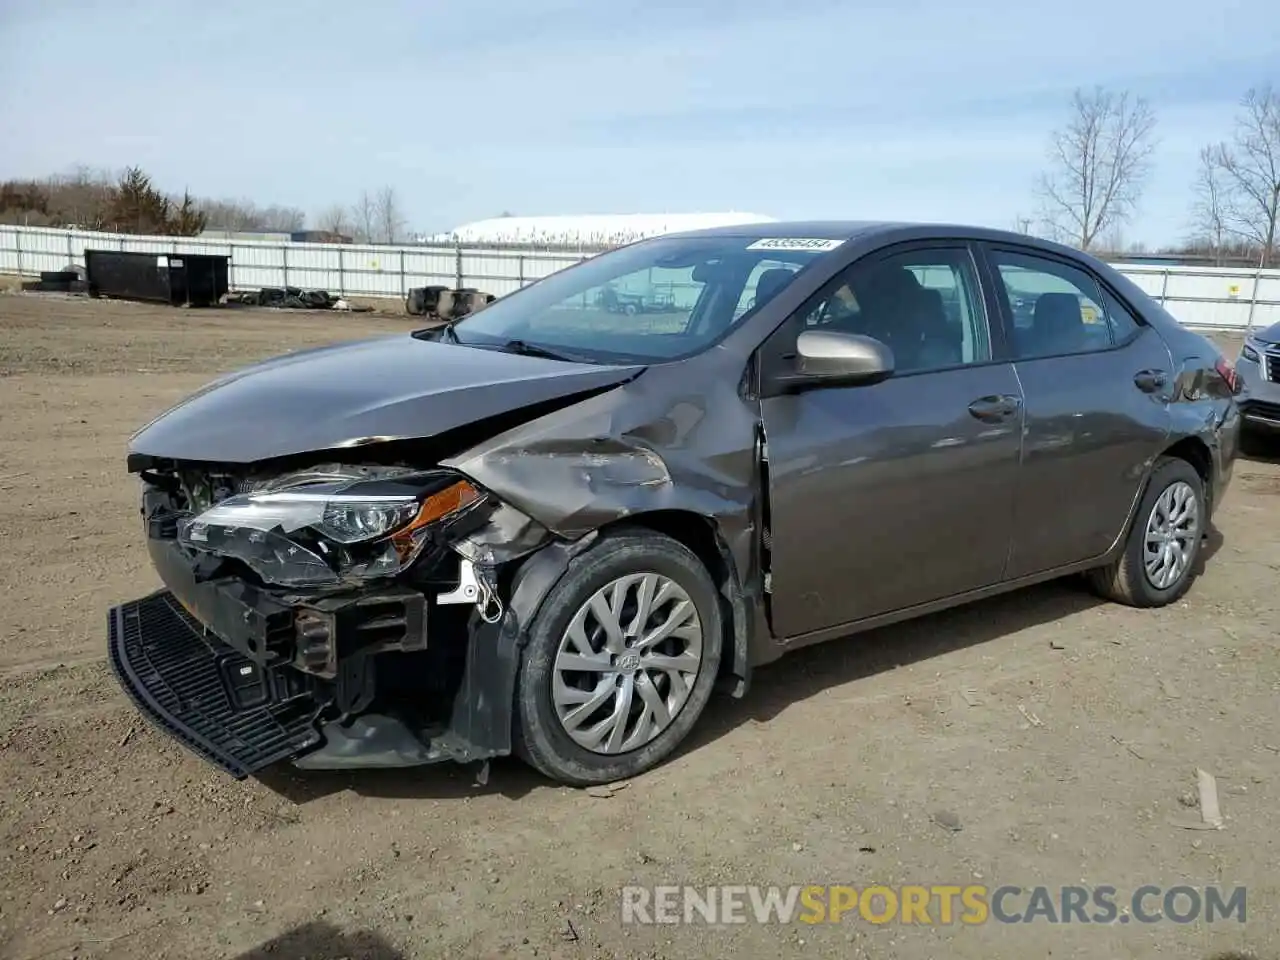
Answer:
xmin=1 ymin=292 xmax=1277 ymax=960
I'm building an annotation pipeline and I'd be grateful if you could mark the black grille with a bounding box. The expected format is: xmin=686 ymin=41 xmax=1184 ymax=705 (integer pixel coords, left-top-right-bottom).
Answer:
xmin=1266 ymin=353 xmax=1280 ymax=382
xmin=108 ymin=591 xmax=322 ymax=778
xmin=1243 ymin=399 xmax=1280 ymax=421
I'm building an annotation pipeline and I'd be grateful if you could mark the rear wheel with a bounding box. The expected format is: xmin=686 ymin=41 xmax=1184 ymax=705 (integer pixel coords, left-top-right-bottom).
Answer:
xmin=513 ymin=530 xmax=723 ymax=786
xmin=1087 ymin=456 xmax=1205 ymax=607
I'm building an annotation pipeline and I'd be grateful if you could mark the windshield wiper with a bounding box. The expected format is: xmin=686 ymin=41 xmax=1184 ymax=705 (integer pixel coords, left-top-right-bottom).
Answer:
xmin=498 ymin=339 xmax=580 ymax=362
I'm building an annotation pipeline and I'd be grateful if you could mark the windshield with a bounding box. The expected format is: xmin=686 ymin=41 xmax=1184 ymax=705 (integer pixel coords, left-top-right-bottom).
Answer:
xmin=446 ymin=235 xmax=839 ymax=362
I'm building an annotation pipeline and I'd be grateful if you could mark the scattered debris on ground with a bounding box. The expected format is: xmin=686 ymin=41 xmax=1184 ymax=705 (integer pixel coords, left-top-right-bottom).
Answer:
xmin=225 ymin=286 xmax=371 ymax=311
xmin=1170 ymin=768 xmax=1227 ymax=830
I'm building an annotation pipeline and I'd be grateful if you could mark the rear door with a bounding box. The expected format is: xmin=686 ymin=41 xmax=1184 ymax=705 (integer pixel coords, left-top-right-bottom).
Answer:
xmin=980 ymin=244 xmax=1173 ymax=578
xmin=758 ymin=241 xmax=1025 ymax=638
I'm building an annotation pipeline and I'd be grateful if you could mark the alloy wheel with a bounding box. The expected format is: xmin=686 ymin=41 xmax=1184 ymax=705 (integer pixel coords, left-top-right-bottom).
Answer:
xmin=1143 ymin=480 xmax=1200 ymax=590
xmin=551 ymin=572 xmax=703 ymax=754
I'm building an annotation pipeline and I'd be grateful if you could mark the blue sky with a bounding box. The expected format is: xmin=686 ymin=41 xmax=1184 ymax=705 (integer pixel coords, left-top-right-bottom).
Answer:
xmin=1 ymin=0 xmax=1277 ymax=245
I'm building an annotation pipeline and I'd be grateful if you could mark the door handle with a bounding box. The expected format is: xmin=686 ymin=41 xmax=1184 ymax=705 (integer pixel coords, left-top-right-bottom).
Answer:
xmin=1133 ymin=369 xmax=1168 ymax=393
xmin=967 ymin=394 xmax=1021 ymax=422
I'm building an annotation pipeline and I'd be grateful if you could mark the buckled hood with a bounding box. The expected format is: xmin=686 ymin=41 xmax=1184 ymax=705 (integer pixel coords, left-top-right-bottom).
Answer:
xmin=128 ymin=334 xmax=645 ymax=465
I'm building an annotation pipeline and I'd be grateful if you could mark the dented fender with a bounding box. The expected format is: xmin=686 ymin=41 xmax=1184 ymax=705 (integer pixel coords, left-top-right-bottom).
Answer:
xmin=442 ymin=349 xmax=769 ymax=687
xmin=442 ymin=351 xmax=760 ymax=547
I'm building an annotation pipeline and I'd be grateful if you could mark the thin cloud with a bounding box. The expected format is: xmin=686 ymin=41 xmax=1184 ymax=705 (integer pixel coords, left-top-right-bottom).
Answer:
xmin=0 ymin=0 xmax=1275 ymax=241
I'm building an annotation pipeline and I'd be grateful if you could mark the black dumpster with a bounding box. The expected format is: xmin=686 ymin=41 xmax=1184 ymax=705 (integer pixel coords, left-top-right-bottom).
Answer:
xmin=85 ymin=250 xmax=230 ymax=307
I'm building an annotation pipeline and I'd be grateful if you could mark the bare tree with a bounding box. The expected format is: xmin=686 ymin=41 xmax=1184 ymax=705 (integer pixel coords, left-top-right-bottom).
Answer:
xmin=257 ymin=204 xmax=306 ymax=232
xmin=1189 ymin=146 xmax=1229 ymax=264
xmin=198 ymin=199 xmax=255 ymax=231
xmin=1098 ymin=223 xmax=1127 ymax=256
xmin=198 ymin=198 xmax=305 ymax=233
xmin=374 ymin=186 xmax=405 ymax=244
xmin=1203 ymin=85 xmax=1280 ymax=267
xmin=352 ymin=191 xmax=377 ymax=243
xmin=45 ymin=165 xmax=116 ymax=229
xmin=317 ymin=204 xmax=352 ymax=236
xmin=1036 ymin=87 xmax=1158 ymax=251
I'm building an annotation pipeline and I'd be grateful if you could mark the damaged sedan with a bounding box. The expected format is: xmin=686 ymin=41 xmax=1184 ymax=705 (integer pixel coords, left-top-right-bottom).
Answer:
xmin=110 ymin=222 xmax=1240 ymax=785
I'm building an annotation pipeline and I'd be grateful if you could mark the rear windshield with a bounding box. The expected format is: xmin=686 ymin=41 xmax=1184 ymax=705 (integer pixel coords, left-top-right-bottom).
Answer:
xmin=447 ymin=235 xmax=842 ymax=362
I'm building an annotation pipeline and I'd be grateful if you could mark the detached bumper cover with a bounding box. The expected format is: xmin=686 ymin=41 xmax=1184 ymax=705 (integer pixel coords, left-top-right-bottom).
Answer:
xmin=108 ymin=591 xmax=321 ymax=778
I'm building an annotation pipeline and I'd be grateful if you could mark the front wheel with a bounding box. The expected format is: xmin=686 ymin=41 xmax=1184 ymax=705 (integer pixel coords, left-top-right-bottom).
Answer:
xmin=513 ymin=530 xmax=723 ymax=786
xmin=1086 ymin=456 xmax=1205 ymax=607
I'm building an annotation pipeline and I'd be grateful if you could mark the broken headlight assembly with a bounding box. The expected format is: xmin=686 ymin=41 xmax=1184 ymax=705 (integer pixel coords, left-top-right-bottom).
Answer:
xmin=176 ymin=469 xmax=483 ymax=587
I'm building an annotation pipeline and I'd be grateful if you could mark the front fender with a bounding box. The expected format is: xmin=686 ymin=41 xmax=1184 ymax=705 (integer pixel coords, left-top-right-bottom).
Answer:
xmin=435 ymin=535 xmax=598 ymax=761
xmin=441 ymin=356 xmax=766 ymax=703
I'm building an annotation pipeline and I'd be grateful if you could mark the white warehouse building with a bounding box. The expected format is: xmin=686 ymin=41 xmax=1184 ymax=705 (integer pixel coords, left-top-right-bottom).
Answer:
xmin=420 ymin=211 xmax=778 ymax=247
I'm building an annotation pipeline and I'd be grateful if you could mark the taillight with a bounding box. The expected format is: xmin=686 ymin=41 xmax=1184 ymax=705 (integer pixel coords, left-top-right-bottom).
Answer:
xmin=1214 ymin=356 xmax=1240 ymax=394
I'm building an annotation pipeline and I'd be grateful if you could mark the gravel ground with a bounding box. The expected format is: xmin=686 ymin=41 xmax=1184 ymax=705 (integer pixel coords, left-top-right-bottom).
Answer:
xmin=0 ymin=292 xmax=1276 ymax=960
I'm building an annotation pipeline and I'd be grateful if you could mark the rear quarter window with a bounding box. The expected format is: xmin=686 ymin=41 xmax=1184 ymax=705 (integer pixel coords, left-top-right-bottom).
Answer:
xmin=1099 ymin=287 xmax=1144 ymax=344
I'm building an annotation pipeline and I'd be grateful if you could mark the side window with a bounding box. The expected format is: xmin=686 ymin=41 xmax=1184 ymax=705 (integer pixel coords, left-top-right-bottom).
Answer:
xmin=787 ymin=247 xmax=990 ymax=375
xmin=1100 ymin=287 xmax=1143 ymax=344
xmin=989 ymin=250 xmax=1112 ymax=359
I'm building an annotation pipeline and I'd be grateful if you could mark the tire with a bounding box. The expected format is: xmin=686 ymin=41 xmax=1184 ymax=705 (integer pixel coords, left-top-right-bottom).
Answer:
xmin=512 ymin=530 xmax=724 ymax=786
xmin=1086 ymin=456 xmax=1206 ymax=607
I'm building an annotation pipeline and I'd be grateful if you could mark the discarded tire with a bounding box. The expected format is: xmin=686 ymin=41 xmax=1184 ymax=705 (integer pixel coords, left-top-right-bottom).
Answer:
xmin=452 ymin=290 xmax=489 ymax=318
xmin=405 ymin=285 xmax=491 ymax=318
xmin=22 ymin=278 xmax=84 ymax=293
xmin=405 ymin=287 xmax=428 ymax=316
xmin=299 ymin=290 xmax=332 ymax=309
xmin=421 ymin=286 xmax=451 ymax=313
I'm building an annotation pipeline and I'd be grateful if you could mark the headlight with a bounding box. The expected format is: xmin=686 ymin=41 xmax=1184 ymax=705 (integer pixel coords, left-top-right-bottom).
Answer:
xmin=1242 ymin=341 xmax=1260 ymax=363
xmin=177 ymin=470 xmax=482 ymax=587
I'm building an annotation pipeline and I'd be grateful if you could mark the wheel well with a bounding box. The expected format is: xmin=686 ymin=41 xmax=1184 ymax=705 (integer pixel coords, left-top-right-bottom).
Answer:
xmin=1161 ymin=436 xmax=1214 ymax=515
xmin=599 ymin=510 xmax=747 ymax=687
xmin=1162 ymin=436 xmax=1212 ymax=491
xmin=605 ymin=510 xmax=731 ymax=589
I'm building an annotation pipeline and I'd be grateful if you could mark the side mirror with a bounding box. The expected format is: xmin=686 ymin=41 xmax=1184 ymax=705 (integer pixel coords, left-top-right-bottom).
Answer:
xmin=787 ymin=329 xmax=894 ymax=388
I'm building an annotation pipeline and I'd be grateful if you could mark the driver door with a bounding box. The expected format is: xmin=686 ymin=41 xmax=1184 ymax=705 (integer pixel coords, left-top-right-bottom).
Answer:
xmin=757 ymin=242 xmax=1025 ymax=639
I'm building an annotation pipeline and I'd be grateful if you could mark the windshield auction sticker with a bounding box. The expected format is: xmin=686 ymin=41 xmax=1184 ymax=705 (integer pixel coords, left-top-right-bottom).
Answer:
xmin=746 ymin=238 xmax=845 ymax=252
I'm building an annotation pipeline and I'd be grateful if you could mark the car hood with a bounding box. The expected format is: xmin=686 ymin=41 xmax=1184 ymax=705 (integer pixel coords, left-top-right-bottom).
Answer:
xmin=1251 ymin=322 xmax=1280 ymax=345
xmin=128 ymin=334 xmax=646 ymax=464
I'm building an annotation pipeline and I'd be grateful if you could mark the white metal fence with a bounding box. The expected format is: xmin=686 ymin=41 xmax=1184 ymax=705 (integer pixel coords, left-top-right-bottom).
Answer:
xmin=2 ymin=224 xmax=1278 ymax=331
xmin=0 ymin=224 xmax=592 ymax=300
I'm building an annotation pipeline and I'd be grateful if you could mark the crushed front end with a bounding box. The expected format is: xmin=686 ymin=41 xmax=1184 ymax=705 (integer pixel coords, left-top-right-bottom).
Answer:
xmin=109 ymin=459 xmax=552 ymax=779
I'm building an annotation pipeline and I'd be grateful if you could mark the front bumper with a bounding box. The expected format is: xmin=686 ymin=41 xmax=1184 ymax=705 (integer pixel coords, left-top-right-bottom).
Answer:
xmin=1237 ymin=397 xmax=1280 ymax=433
xmin=109 ymin=590 xmax=322 ymax=777
xmin=109 ymin=535 xmax=537 ymax=779
xmin=1236 ymin=348 xmax=1280 ymax=432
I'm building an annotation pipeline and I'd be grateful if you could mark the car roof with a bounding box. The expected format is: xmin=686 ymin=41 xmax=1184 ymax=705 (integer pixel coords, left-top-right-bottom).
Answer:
xmin=660 ymin=219 xmax=1094 ymax=260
